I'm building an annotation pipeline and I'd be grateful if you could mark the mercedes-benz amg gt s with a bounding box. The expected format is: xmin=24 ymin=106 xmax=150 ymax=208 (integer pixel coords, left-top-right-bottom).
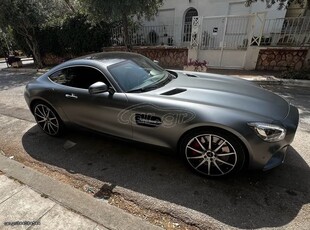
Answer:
xmin=24 ymin=52 xmax=299 ymax=177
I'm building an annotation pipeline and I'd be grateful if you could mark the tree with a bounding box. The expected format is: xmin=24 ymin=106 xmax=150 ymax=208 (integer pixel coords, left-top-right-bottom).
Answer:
xmin=0 ymin=0 xmax=71 ymax=68
xmin=58 ymin=14 xmax=111 ymax=55
xmin=0 ymin=28 xmax=14 ymax=57
xmin=245 ymin=0 xmax=310 ymax=9
xmin=81 ymin=0 xmax=164 ymax=49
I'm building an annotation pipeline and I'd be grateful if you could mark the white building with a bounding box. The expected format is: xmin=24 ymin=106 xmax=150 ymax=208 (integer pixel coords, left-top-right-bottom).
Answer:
xmin=111 ymin=1 xmax=309 ymax=70
xmin=139 ymin=0 xmax=309 ymax=69
xmin=143 ymin=0 xmax=287 ymax=46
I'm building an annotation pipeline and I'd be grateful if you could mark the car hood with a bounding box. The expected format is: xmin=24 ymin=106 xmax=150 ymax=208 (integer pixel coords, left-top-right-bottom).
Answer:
xmin=151 ymin=72 xmax=289 ymax=121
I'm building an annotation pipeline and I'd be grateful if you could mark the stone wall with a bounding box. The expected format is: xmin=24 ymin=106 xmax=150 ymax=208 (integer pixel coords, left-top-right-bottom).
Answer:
xmin=103 ymin=46 xmax=188 ymax=69
xmin=42 ymin=47 xmax=188 ymax=69
xmin=42 ymin=54 xmax=77 ymax=66
xmin=256 ymin=48 xmax=308 ymax=71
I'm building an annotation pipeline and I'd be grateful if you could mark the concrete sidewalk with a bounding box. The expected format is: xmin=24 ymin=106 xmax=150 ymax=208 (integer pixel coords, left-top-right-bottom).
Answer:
xmin=0 ymin=154 xmax=161 ymax=230
xmin=0 ymin=174 xmax=107 ymax=230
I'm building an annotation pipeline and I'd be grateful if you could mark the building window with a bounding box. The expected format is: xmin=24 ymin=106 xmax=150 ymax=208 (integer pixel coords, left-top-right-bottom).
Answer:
xmin=183 ymin=8 xmax=198 ymax=42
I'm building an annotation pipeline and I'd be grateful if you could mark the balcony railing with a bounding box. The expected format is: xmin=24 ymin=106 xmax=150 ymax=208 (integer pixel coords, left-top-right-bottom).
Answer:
xmin=111 ymin=25 xmax=174 ymax=46
xmin=261 ymin=16 xmax=310 ymax=46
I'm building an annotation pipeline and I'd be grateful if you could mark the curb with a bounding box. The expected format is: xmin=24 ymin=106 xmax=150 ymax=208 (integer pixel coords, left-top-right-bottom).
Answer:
xmin=1 ymin=68 xmax=38 ymax=74
xmin=252 ymin=78 xmax=310 ymax=87
xmin=0 ymin=154 xmax=161 ymax=230
xmin=1 ymin=68 xmax=49 ymax=74
xmin=232 ymin=75 xmax=310 ymax=87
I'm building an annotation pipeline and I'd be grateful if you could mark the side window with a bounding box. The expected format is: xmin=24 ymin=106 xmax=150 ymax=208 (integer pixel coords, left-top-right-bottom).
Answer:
xmin=49 ymin=67 xmax=108 ymax=89
xmin=49 ymin=69 xmax=68 ymax=85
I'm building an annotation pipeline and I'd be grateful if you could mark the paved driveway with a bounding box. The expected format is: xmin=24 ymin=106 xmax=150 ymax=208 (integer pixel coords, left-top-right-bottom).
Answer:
xmin=0 ymin=71 xmax=309 ymax=229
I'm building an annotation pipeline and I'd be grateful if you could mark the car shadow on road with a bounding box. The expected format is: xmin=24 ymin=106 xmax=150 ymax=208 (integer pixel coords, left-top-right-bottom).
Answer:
xmin=22 ymin=125 xmax=310 ymax=229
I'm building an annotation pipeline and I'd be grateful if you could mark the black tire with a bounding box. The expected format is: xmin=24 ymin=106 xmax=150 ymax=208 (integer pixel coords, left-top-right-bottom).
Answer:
xmin=32 ymin=102 xmax=65 ymax=137
xmin=180 ymin=128 xmax=246 ymax=177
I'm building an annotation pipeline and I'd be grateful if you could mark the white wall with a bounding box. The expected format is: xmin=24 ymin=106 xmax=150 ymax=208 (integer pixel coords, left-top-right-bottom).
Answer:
xmin=143 ymin=0 xmax=287 ymax=46
xmin=196 ymin=49 xmax=248 ymax=68
xmin=244 ymin=46 xmax=261 ymax=70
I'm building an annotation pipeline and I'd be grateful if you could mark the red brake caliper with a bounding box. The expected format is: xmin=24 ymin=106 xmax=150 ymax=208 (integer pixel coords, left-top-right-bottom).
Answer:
xmin=190 ymin=140 xmax=201 ymax=156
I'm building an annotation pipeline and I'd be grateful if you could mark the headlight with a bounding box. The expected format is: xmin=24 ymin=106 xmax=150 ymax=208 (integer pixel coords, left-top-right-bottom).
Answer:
xmin=248 ymin=122 xmax=286 ymax=142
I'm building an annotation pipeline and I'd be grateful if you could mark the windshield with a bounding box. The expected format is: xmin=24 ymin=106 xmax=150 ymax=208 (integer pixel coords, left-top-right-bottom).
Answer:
xmin=108 ymin=56 xmax=171 ymax=92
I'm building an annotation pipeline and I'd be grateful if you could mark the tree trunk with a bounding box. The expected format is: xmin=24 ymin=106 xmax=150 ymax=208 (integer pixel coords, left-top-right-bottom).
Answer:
xmin=122 ymin=13 xmax=131 ymax=51
xmin=64 ymin=0 xmax=76 ymax=13
xmin=27 ymin=37 xmax=44 ymax=69
xmin=21 ymin=27 xmax=44 ymax=69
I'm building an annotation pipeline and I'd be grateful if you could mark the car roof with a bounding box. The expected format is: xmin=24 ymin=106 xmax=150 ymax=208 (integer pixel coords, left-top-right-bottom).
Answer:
xmin=74 ymin=52 xmax=144 ymax=67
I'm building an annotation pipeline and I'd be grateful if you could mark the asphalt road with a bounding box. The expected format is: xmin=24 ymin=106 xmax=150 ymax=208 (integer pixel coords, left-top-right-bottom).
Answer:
xmin=0 ymin=71 xmax=309 ymax=229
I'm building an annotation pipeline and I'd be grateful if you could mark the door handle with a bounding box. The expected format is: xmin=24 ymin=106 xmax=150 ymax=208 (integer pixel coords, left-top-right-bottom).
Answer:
xmin=65 ymin=93 xmax=78 ymax=99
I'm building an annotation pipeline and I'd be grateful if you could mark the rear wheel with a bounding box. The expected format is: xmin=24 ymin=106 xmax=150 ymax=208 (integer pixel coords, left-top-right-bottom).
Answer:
xmin=33 ymin=102 xmax=64 ymax=136
xmin=180 ymin=129 xmax=245 ymax=177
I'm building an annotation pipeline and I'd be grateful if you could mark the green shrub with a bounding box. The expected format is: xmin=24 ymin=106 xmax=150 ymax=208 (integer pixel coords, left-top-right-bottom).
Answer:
xmin=57 ymin=14 xmax=111 ymax=55
xmin=38 ymin=26 xmax=63 ymax=56
xmin=15 ymin=14 xmax=112 ymax=59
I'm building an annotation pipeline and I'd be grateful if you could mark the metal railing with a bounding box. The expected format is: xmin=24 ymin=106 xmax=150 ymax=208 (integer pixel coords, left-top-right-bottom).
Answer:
xmin=194 ymin=15 xmax=310 ymax=49
xmin=111 ymin=25 xmax=174 ymax=46
xmin=200 ymin=15 xmax=252 ymax=50
xmin=261 ymin=16 xmax=310 ymax=46
xmin=224 ymin=16 xmax=250 ymax=49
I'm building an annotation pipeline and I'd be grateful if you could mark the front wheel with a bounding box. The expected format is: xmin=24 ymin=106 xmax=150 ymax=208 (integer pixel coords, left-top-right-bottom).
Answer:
xmin=180 ymin=129 xmax=246 ymax=177
xmin=33 ymin=102 xmax=64 ymax=137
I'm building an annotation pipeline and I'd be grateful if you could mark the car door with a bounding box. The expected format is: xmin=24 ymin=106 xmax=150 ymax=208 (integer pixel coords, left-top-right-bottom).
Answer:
xmin=49 ymin=66 xmax=132 ymax=139
xmin=121 ymin=93 xmax=196 ymax=149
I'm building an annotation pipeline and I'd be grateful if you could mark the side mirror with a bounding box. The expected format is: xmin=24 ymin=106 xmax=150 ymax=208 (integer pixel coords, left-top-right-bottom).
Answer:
xmin=153 ymin=60 xmax=159 ymax=65
xmin=89 ymin=82 xmax=108 ymax=94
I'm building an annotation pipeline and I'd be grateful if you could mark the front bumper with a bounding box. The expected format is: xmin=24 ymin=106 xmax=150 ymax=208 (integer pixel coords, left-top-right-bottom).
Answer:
xmin=248 ymin=104 xmax=299 ymax=170
xmin=263 ymin=145 xmax=288 ymax=171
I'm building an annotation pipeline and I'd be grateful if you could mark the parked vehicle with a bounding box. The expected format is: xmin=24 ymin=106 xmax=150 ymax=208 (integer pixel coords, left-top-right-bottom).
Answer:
xmin=24 ymin=52 xmax=299 ymax=177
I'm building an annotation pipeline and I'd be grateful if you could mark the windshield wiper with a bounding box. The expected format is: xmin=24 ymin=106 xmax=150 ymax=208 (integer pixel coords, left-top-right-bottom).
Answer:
xmin=127 ymin=73 xmax=174 ymax=93
xmin=127 ymin=84 xmax=159 ymax=93
xmin=152 ymin=73 xmax=173 ymax=87
xmin=127 ymin=88 xmax=146 ymax=93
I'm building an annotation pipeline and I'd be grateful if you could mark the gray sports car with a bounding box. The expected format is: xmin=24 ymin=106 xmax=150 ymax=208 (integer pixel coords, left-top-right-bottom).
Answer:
xmin=24 ymin=52 xmax=299 ymax=177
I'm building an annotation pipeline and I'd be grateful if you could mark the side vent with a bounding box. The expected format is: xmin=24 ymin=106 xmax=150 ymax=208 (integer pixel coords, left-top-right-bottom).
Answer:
xmin=186 ymin=74 xmax=198 ymax=78
xmin=161 ymin=88 xmax=186 ymax=96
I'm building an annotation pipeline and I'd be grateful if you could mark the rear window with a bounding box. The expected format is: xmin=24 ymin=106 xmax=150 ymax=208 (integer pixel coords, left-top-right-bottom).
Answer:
xmin=49 ymin=66 xmax=108 ymax=89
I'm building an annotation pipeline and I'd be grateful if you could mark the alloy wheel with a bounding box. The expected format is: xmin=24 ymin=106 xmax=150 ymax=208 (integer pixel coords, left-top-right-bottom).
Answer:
xmin=185 ymin=134 xmax=238 ymax=176
xmin=34 ymin=104 xmax=60 ymax=136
